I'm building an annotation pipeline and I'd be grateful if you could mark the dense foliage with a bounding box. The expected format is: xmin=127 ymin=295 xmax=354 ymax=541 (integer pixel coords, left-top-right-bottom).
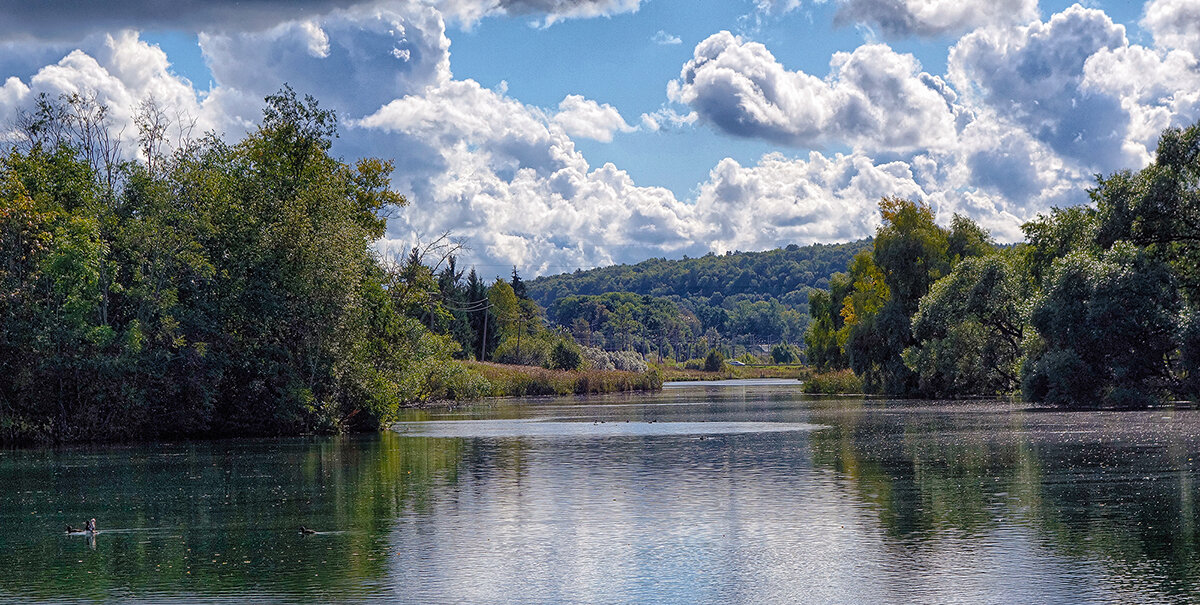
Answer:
xmin=0 ymin=90 xmax=486 ymax=443
xmin=806 ymin=121 xmax=1200 ymax=407
xmin=529 ymin=241 xmax=869 ymax=357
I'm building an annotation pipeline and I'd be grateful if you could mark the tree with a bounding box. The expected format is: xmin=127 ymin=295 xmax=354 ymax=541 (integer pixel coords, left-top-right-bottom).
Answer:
xmin=1094 ymin=121 xmax=1200 ymax=302
xmin=704 ymin=349 xmax=725 ymax=372
xmin=905 ymin=252 xmax=1031 ymax=396
xmin=549 ymin=339 xmax=583 ymax=371
xmin=1022 ymin=244 xmax=1180 ymax=407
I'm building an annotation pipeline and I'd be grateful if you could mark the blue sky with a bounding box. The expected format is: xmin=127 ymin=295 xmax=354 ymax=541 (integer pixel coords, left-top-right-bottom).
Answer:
xmin=2 ymin=0 xmax=1198 ymax=276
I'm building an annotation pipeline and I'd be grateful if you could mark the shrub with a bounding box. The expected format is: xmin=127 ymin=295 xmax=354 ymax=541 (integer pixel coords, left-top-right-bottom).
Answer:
xmin=770 ymin=343 xmax=802 ymax=364
xmin=580 ymin=346 xmax=616 ymax=370
xmin=610 ymin=350 xmax=648 ymax=373
xmin=802 ymin=369 xmax=863 ymax=394
xmin=549 ymin=339 xmax=584 ymax=370
xmin=704 ymin=349 xmax=725 ymax=372
xmin=493 ymin=334 xmax=552 ymax=367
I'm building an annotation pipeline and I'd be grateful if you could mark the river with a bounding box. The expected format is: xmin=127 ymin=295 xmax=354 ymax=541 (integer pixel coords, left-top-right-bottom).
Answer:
xmin=2 ymin=380 xmax=1199 ymax=603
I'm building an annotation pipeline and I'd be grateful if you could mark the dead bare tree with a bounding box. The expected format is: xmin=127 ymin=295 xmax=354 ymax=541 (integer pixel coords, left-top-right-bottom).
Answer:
xmin=134 ymin=95 xmax=169 ymax=179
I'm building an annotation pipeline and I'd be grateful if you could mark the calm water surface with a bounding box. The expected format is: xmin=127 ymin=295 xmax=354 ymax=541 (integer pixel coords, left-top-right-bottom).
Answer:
xmin=3 ymin=380 xmax=1200 ymax=603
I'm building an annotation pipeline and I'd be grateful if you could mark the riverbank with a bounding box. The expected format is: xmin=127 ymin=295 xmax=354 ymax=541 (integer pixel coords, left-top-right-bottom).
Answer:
xmin=656 ymin=364 xmax=805 ymax=383
xmin=460 ymin=361 xmax=663 ymax=398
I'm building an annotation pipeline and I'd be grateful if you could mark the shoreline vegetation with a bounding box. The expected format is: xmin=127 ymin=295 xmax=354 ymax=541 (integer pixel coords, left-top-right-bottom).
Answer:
xmin=802 ymin=121 xmax=1200 ymax=408
xmin=456 ymin=361 xmax=663 ymax=398
xmin=657 ymin=364 xmax=805 ymax=382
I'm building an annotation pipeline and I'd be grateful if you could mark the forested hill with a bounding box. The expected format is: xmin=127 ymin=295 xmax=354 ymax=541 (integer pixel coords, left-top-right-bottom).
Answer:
xmin=527 ymin=240 xmax=873 ymax=309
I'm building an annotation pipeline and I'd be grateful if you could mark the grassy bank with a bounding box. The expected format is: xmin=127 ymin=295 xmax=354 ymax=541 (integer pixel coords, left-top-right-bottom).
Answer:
xmin=657 ymin=364 xmax=805 ymax=382
xmin=800 ymin=369 xmax=863 ymax=394
xmin=459 ymin=361 xmax=663 ymax=398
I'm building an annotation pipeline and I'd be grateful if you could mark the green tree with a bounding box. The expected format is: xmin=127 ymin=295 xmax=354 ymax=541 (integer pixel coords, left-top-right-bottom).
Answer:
xmin=1022 ymin=244 xmax=1180 ymax=407
xmin=704 ymin=348 xmax=726 ymax=372
xmin=905 ymin=252 xmax=1031 ymax=396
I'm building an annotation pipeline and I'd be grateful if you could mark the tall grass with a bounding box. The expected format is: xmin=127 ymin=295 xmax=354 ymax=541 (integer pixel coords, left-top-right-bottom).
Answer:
xmin=801 ymin=369 xmax=863 ymax=394
xmin=657 ymin=363 xmax=804 ymax=382
xmin=460 ymin=361 xmax=663 ymax=398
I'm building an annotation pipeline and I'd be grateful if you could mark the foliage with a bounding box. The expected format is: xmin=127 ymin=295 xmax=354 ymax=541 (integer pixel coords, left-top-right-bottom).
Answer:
xmin=770 ymin=342 xmax=803 ymax=364
xmin=1022 ymin=244 xmax=1180 ymax=407
xmin=801 ymin=369 xmax=863 ymax=395
xmin=529 ymin=240 xmax=872 ymax=305
xmin=904 ymin=252 xmax=1031 ymax=397
xmin=1094 ymin=122 xmax=1200 ymax=302
xmin=530 ymin=240 xmax=872 ymax=356
xmin=0 ymin=90 xmax=476 ymax=443
xmin=462 ymin=361 xmax=661 ymax=397
xmin=704 ymin=349 xmax=726 ymax=372
xmin=549 ymin=339 xmax=584 ymax=371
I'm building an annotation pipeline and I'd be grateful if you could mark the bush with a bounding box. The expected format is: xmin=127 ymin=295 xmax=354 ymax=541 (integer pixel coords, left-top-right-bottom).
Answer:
xmin=802 ymin=369 xmax=863 ymax=394
xmin=1183 ymin=309 xmax=1200 ymax=401
xmin=580 ymin=346 xmax=616 ymax=370
xmin=493 ymin=334 xmax=552 ymax=367
xmin=770 ymin=343 xmax=802 ymax=364
xmin=704 ymin=349 xmax=725 ymax=372
xmin=549 ymin=339 xmax=584 ymax=370
xmin=610 ymin=350 xmax=648 ymax=373
xmin=737 ymin=353 xmax=760 ymax=365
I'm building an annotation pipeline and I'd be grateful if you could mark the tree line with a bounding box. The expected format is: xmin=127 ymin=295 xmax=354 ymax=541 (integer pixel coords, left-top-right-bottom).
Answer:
xmin=0 ymin=88 xmax=515 ymax=443
xmin=528 ymin=239 xmax=871 ymax=356
xmin=805 ymin=121 xmax=1200 ymax=407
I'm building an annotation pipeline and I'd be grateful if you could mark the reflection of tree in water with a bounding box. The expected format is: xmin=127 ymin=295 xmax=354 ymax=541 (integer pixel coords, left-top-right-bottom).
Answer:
xmin=808 ymin=399 xmax=1200 ymax=599
xmin=0 ymin=433 xmax=471 ymax=601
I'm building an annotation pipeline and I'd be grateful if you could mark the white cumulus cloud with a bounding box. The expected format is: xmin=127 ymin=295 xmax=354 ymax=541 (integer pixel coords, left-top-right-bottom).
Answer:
xmin=552 ymin=94 xmax=635 ymax=142
xmin=1141 ymin=0 xmax=1200 ymax=57
xmin=669 ymin=31 xmax=959 ymax=152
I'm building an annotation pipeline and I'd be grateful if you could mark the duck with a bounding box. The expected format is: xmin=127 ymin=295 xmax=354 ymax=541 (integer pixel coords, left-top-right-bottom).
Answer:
xmin=298 ymin=526 xmax=317 ymax=535
xmin=86 ymin=518 xmax=97 ymax=533
xmin=66 ymin=525 xmax=85 ymax=534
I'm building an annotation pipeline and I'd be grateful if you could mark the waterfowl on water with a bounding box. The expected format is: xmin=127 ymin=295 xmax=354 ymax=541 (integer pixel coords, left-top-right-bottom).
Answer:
xmin=66 ymin=525 xmax=85 ymax=534
xmin=86 ymin=518 xmax=97 ymax=532
xmin=298 ymin=526 xmax=316 ymax=535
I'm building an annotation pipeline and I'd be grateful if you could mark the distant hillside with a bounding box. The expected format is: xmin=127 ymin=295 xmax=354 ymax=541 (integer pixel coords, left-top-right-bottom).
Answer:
xmin=528 ymin=240 xmax=873 ymax=310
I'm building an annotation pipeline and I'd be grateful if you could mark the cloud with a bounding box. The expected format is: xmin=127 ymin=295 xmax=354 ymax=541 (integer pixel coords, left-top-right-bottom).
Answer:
xmin=651 ymin=30 xmax=682 ymax=45
xmin=669 ymin=31 xmax=959 ymax=152
xmin=4 ymin=0 xmax=1194 ymax=276
xmin=1141 ymin=0 xmax=1200 ymax=56
xmin=0 ymin=0 xmax=646 ymax=42
xmin=0 ymin=31 xmax=215 ymax=151
xmin=834 ymin=0 xmax=1038 ymax=38
xmin=949 ymin=4 xmax=1200 ymax=174
xmin=197 ymin=3 xmax=451 ymax=119
xmin=552 ymin=94 xmax=635 ymax=142
xmin=753 ymin=0 xmax=802 ymax=17
xmin=638 ymin=106 xmax=697 ymax=131
xmin=750 ymin=0 xmax=1036 ymax=37
xmin=438 ymin=0 xmax=643 ymax=27
xmin=948 ymin=5 xmax=1136 ymax=172
xmin=357 ymin=78 xmax=701 ymax=272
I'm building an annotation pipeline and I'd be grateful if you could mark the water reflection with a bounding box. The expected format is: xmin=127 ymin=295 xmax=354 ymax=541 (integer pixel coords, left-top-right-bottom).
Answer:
xmin=2 ymin=385 xmax=1200 ymax=603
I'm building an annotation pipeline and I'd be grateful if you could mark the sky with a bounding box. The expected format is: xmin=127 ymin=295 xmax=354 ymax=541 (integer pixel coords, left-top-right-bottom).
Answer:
xmin=0 ymin=0 xmax=1197 ymax=278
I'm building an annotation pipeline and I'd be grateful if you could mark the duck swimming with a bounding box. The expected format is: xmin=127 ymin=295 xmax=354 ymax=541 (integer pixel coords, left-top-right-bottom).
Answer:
xmin=65 ymin=525 xmax=85 ymax=534
xmin=298 ymin=526 xmax=316 ymax=535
